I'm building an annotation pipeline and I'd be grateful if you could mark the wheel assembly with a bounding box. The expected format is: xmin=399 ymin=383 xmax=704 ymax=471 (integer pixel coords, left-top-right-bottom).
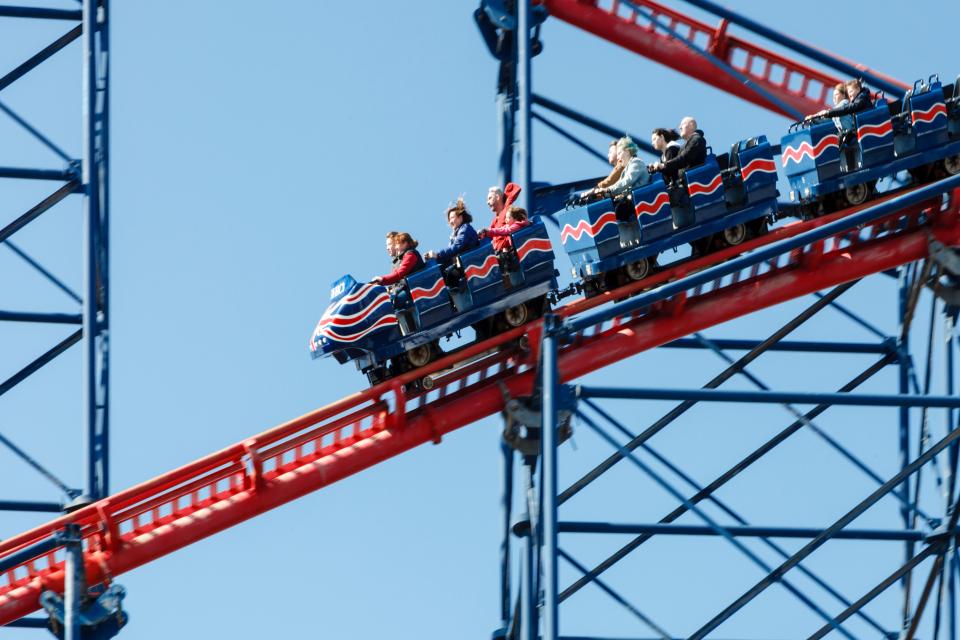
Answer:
xmin=624 ymin=258 xmax=651 ymax=281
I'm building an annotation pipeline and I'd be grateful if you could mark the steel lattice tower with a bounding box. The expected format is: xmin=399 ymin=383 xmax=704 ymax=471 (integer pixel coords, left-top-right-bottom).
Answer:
xmin=1 ymin=1 xmax=109 ymax=633
xmin=485 ymin=2 xmax=960 ymax=639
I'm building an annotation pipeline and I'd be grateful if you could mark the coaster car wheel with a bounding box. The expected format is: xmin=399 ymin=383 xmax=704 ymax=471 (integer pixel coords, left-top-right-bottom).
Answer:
xmin=720 ymin=223 xmax=748 ymax=247
xmin=943 ymin=154 xmax=960 ymax=176
xmin=624 ymin=257 xmax=653 ymax=282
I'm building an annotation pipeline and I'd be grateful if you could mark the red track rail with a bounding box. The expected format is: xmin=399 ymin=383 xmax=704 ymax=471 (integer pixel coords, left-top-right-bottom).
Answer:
xmin=1 ymin=189 xmax=958 ymax=624
xmin=544 ymin=0 xmax=901 ymax=118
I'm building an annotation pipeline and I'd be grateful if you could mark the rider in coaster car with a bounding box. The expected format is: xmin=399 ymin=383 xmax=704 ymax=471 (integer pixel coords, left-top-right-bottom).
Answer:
xmin=423 ymin=197 xmax=479 ymax=267
xmin=598 ymin=137 xmax=651 ymax=197
xmin=806 ymin=78 xmax=872 ymax=124
xmin=372 ymin=232 xmax=424 ymax=286
xmin=649 ymin=117 xmax=707 ymax=183
xmin=479 ymin=206 xmax=531 ymax=251
xmin=651 ymin=127 xmax=683 ymax=165
xmin=486 ymin=182 xmax=522 ymax=253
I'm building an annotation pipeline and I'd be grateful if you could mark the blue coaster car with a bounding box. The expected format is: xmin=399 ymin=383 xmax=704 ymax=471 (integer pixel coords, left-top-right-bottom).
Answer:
xmin=783 ymin=76 xmax=960 ymax=212
xmin=557 ymin=137 xmax=777 ymax=294
xmin=310 ymin=219 xmax=559 ymax=385
xmin=781 ymin=120 xmax=841 ymax=203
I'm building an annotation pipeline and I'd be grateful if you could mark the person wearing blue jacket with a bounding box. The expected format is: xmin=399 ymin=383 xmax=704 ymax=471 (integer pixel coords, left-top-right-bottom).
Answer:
xmin=423 ymin=198 xmax=479 ymax=267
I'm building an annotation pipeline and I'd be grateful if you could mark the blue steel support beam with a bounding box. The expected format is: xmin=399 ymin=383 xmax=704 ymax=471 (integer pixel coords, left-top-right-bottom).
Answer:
xmin=0 ymin=500 xmax=62 ymax=512
xmin=531 ymin=94 xmax=655 ymax=156
xmin=579 ymin=399 xmax=893 ymax=636
xmin=577 ymin=386 xmax=960 ymax=409
xmin=3 ymin=618 xmax=48 ymax=628
xmin=0 ymin=99 xmax=73 ymax=163
xmin=541 ymin=313 xmax=560 ymax=640
xmin=0 ymin=428 xmax=78 ymax=497
xmin=558 ymin=549 xmax=673 ymax=639
xmin=566 ymin=173 xmax=960 ymax=333
xmin=805 ymin=545 xmax=940 ymax=640
xmin=499 ymin=440 xmax=514 ymax=633
xmin=0 ymin=25 xmax=81 ymax=93
xmin=532 ymin=111 xmax=607 ymax=164
xmin=580 ymin=414 xmax=856 ymax=638
xmin=0 ymin=536 xmax=58 ymax=574
xmin=4 ymin=240 xmax=83 ymax=303
xmin=0 ymin=329 xmax=82 ymax=399
xmin=82 ymin=0 xmax=109 ymax=501
xmin=0 ymin=166 xmax=73 ymax=180
xmin=547 ymin=522 xmax=933 ymax=541
xmin=898 ymin=271 xmax=914 ymax=628
xmin=678 ymin=0 xmax=907 ymax=97
xmin=814 ymin=292 xmax=890 ymax=340
xmin=558 ymin=355 xmax=893 ymax=603
xmin=0 ymin=6 xmax=81 ymax=20
xmin=519 ymin=461 xmax=537 ymax=640
xmin=688 ymin=421 xmax=960 ymax=640
xmin=0 ymin=180 xmax=80 ymax=244
xmin=692 ymin=333 xmax=931 ymax=523
xmin=663 ymin=337 xmax=892 ymax=354
xmin=0 ymin=311 xmax=81 ymax=324
xmin=562 ymin=282 xmax=858 ymax=506
xmin=517 ymin=0 xmax=532 ymax=213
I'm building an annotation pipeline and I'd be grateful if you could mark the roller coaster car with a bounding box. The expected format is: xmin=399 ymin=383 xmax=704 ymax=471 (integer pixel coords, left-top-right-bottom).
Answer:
xmin=557 ymin=136 xmax=777 ymax=294
xmin=783 ymin=75 xmax=960 ymax=213
xmin=309 ymin=220 xmax=558 ymax=385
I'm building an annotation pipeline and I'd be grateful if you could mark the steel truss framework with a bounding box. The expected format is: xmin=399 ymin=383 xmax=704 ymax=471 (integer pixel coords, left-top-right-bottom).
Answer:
xmin=492 ymin=1 xmax=960 ymax=639
xmin=1 ymin=0 xmax=109 ymax=633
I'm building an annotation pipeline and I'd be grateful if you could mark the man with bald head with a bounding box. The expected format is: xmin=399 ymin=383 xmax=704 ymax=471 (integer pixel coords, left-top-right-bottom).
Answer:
xmin=650 ymin=116 xmax=707 ymax=182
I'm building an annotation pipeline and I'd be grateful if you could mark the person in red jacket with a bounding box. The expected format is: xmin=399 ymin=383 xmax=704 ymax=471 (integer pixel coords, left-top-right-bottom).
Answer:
xmin=479 ymin=206 xmax=531 ymax=251
xmin=485 ymin=182 xmax=521 ymax=253
xmin=372 ymin=232 xmax=424 ymax=286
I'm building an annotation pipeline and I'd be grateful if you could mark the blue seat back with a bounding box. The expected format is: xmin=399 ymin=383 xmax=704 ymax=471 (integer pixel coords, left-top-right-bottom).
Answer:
xmin=855 ymin=104 xmax=895 ymax=168
xmin=459 ymin=241 xmax=505 ymax=306
xmin=685 ymin=154 xmax=726 ymax=222
xmin=557 ymin=198 xmax=621 ymax=271
xmin=910 ymin=82 xmax=949 ymax=150
xmin=631 ymin=175 xmax=673 ymax=243
xmin=405 ymin=264 xmax=454 ymax=330
xmin=512 ymin=220 xmax=556 ymax=284
xmin=780 ymin=122 xmax=841 ymax=188
xmin=735 ymin=136 xmax=778 ymax=204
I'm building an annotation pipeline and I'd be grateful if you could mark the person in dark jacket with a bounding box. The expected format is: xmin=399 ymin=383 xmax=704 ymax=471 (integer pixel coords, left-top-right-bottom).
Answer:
xmin=423 ymin=198 xmax=479 ymax=266
xmin=807 ymin=79 xmax=872 ymax=122
xmin=650 ymin=117 xmax=707 ymax=182
xmin=651 ymin=127 xmax=682 ymax=164
xmin=372 ymin=232 xmax=424 ymax=286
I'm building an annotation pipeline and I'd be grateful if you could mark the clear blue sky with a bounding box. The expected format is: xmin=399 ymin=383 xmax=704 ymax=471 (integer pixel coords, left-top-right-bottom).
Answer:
xmin=2 ymin=1 xmax=959 ymax=638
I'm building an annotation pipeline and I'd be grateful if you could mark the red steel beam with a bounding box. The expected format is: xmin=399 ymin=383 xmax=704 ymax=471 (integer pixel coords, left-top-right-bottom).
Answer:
xmin=545 ymin=0 xmax=862 ymax=118
xmin=1 ymin=196 xmax=957 ymax=625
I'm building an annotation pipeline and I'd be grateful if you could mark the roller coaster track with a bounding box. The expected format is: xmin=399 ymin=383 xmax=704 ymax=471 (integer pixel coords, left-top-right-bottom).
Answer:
xmin=543 ymin=0 xmax=910 ymax=118
xmin=2 ymin=175 xmax=959 ymax=626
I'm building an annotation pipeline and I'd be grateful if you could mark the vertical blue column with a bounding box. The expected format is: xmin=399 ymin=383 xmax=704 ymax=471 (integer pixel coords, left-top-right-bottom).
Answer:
xmin=499 ymin=440 xmax=514 ymax=633
xmin=497 ymin=91 xmax=513 ymax=187
xmin=62 ymin=523 xmax=84 ymax=640
xmin=82 ymin=0 xmax=109 ymax=501
xmin=516 ymin=0 xmax=532 ymax=212
xmin=897 ymin=270 xmax=913 ymax=625
xmin=541 ymin=314 xmax=560 ymax=640
xmin=946 ymin=308 xmax=958 ymax=640
xmin=519 ymin=462 xmax=537 ymax=640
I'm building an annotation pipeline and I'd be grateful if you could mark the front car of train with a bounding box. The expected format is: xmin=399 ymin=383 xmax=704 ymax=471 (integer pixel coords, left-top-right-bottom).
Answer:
xmin=309 ymin=275 xmax=401 ymax=368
